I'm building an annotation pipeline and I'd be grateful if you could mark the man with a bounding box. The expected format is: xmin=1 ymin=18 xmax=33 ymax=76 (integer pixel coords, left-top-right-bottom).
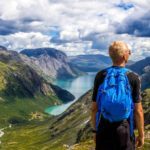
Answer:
xmin=91 ymin=41 xmax=144 ymax=150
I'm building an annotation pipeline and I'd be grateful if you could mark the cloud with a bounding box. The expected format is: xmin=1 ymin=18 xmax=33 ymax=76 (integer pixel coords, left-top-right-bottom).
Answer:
xmin=0 ymin=0 xmax=133 ymax=35
xmin=0 ymin=32 xmax=52 ymax=51
xmin=116 ymin=11 xmax=150 ymax=37
xmin=0 ymin=0 xmax=149 ymax=60
xmin=60 ymin=28 xmax=79 ymax=41
xmin=0 ymin=18 xmax=45 ymax=35
xmin=0 ymin=19 xmax=18 ymax=35
xmin=87 ymin=33 xmax=150 ymax=61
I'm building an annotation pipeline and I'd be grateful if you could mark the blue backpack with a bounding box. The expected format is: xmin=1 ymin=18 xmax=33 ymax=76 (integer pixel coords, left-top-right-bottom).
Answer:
xmin=96 ymin=66 xmax=134 ymax=136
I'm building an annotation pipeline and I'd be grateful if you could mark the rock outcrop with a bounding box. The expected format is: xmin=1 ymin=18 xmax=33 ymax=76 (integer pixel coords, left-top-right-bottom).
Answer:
xmin=21 ymin=48 xmax=85 ymax=80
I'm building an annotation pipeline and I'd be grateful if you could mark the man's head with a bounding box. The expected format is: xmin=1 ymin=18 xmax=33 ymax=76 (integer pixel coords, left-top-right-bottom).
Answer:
xmin=109 ymin=41 xmax=131 ymax=65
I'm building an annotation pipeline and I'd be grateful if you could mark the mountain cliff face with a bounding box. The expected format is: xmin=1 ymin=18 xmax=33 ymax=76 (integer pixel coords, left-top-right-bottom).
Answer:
xmin=128 ymin=57 xmax=150 ymax=89
xmin=20 ymin=48 xmax=85 ymax=80
xmin=128 ymin=57 xmax=150 ymax=75
xmin=0 ymin=49 xmax=74 ymax=101
xmin=0 ymin=48 xmax=75 ymax=127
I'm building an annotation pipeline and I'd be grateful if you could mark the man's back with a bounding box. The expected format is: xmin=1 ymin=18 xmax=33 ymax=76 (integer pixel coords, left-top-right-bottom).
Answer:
xmin=92 ymin=66 xmax=142 ymax=150
xmin=92 ymin=66 xmax=142 ymax=104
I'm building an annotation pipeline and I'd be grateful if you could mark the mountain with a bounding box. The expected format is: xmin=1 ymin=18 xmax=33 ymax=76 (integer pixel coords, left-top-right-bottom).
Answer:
xmin=141 ymin=65 xmax=150 ymax=90
xmin=68 ymin=54 xmax=112 ymax=72
xmin=0 ymin=48 xmax=149 ymax=149
xmin=1 ymin=89 xmax=92 ymax=149
xmin=128 ymin=57 xmax=150 ymax=75
xmin=128 ymin=57 xmax=150 ymax=90
xmin=0 ymin=46 xmax=7 ymax=51
xmin=68 ymin=54 xmax=135 ymax=72
xmin=1 ymin=88 xmax=150 ymax=149
xmin=141 ymin=89 xmax=150 ymax=126
xmin=0 ymin=49 xmax=74 ymax=101
xmin=20 ymin=48 xmax=85 ymax=80
xmin=0 ymin=51 xmax=49 ymax=98
xmin=0 ymin=49 xmax=75 ymax=127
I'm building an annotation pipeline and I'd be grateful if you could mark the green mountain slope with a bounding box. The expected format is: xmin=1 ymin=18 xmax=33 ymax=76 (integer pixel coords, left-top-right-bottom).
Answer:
xmin=0 ymin=47 xmax=149 ymax=149
xmin=0 ymin=90 xmax=92 ymax=150
xmin=1 ymin=89 xmax=150 ymax=150
xmin=0 ymin=49 xmax=74 ymax=128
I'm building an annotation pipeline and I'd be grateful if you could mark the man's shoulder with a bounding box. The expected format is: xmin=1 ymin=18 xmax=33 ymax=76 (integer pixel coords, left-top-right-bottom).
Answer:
xmin=126 ymin=69 xmax=141 ymax=79
xmin=95 ymin=68 xmax=107 ymax=78
xmin=96 ymin=67 xmax=141 ymax=80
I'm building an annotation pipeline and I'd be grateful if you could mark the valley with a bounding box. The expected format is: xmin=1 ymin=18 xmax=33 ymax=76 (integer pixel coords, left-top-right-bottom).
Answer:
xmin=0 ymin=46 xmax=149 ymax=150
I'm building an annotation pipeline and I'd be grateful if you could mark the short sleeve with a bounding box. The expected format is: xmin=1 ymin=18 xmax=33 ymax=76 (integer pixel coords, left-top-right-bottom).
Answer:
xmin=92 ymin=70 xmax=106 ymax=102
xmin=92 ymin=74 xmax=99 ymax=102
xmin=132 ymin=74 xmax=142 ymax=103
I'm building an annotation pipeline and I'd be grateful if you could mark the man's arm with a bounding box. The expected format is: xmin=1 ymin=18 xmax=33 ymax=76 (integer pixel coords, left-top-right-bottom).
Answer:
xmin=91 ymin=101 xmax=98 ymax=130
xmin=90 ymin=71 xmax=104 ymax=143
xmin=134 ymin=102 xmax=144 ymax=147
xmin=91 ymin=101 xmax=98 ymax=143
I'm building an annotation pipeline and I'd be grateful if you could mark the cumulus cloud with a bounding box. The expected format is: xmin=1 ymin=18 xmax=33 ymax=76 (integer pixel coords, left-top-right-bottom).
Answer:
xmin=0 ymin=32 xmax=52 ymax=51
xmin=116 ymin=11 xmax=150 ymax=37
xmin=0 ymin=0 xmax=149 ymax=60
xmin=0 ymin=0 xmax=135 ymax=35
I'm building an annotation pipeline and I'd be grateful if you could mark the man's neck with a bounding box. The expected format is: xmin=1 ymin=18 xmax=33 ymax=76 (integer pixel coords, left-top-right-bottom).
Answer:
xmin=112 ymin=62 xmax=126 ymax=67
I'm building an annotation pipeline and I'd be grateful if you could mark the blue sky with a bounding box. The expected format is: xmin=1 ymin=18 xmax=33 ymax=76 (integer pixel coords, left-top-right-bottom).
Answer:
xmin=0 ymin=0 xmax=150 ymax=60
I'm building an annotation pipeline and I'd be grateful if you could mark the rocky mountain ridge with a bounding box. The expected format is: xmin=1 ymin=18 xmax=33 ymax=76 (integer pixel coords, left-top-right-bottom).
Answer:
xmin=128 ymin=57 xmax=150 ymax=89
xmin=21 ymin=48 xmax=85 ymax=80
xmin=0 ymin=48 xmax=74 ymax=101
xmin=0 ymin=47 xmax=75 ymax=128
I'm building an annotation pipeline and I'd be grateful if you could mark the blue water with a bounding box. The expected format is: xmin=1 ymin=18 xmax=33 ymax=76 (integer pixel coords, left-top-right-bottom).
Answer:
xmin=45 ymin=72 xmax=97 ymax=115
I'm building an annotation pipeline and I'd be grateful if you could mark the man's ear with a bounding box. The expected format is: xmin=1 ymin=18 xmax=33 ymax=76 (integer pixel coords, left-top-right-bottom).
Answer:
xmin=122 ymin=54 xmax=127 ymax=63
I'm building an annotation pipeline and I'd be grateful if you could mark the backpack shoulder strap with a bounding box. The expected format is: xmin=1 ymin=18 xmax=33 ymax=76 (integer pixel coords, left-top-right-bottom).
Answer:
xmin=106 ymin=66 xmax=131 ymax=74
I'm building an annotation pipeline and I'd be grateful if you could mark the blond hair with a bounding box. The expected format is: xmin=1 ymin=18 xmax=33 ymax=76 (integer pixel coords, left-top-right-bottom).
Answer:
xmin=109 ymin=41 xmax=129 ymax=63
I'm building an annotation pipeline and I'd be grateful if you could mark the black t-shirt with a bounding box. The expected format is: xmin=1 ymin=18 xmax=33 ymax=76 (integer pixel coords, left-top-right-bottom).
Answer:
xmin=92 ymin=66 xmax=142 ymax=103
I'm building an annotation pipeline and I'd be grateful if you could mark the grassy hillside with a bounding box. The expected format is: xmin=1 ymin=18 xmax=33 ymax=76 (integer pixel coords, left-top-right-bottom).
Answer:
xmin=1 ymin=89 xmax=150 ymax=150
xmin=0 ymin=95 xmax=60 ymax=128
xmin=0 ymin=49 xmax=149 ymax=149
xmin=0 ymin=90 xmax=92 ymax=150
xmin=0 ymin=50 xmax=75 ymax=128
